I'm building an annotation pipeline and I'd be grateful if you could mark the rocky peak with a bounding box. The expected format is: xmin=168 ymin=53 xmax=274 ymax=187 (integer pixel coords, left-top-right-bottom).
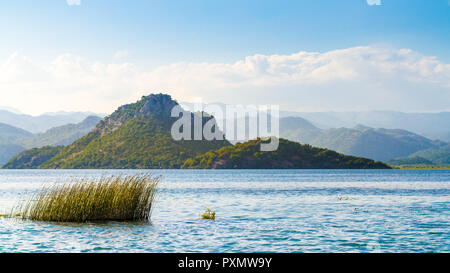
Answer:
xmin=139 ymin=93 xmax=179 ymax=117
xmin=95 ymin=93 xmax=181 ymax=135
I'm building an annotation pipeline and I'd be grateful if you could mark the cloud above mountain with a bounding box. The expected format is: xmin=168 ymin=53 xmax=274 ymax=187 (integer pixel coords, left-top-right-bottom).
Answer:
xmin=0 ymin=45 xmax=449 ymax=115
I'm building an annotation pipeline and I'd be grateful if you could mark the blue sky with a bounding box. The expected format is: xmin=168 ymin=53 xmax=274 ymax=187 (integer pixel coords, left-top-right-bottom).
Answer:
xmin=1 ymin=0 xmax=449 ymax=64
xmin=0 ymin=0 xmax=449 ymax=114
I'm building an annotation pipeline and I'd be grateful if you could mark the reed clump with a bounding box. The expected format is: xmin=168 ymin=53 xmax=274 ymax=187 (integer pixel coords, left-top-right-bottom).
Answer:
xmin=18 ymin=174 xmax=159 ymax=223
xmin=201 ymin=208 xmax=216 ymax=220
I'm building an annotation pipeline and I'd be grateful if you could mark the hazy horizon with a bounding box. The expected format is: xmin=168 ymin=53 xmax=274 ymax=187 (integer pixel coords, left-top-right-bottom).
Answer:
xmin=2 ymin=100 xmax=450 ymax=118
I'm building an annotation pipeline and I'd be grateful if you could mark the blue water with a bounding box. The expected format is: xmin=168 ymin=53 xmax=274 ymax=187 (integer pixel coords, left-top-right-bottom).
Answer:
xmin=0 ymin=169 xmax=449 ymax=253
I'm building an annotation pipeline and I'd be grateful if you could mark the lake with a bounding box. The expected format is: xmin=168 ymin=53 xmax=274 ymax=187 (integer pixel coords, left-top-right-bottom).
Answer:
xmin=0 ymin=169 xmax=449 ymax=253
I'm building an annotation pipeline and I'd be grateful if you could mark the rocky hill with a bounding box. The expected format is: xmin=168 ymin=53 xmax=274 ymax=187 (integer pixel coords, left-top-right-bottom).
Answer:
xmin=4 ymin=94 xmax=230 ymax=169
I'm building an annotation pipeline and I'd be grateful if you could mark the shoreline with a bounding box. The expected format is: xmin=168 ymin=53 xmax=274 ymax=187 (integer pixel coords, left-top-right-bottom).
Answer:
xmin=394 ymin=165 xmax=450 ymax=170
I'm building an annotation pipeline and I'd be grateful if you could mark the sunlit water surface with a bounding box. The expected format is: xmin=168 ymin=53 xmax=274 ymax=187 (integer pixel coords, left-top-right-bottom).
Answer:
xmin=0 ymin=169 xmax=449 ymax=253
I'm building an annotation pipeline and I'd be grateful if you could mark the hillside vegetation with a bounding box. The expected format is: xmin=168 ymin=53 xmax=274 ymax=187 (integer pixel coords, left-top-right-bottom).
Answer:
xmin=408 ymin=143 xmax=450 ymax=165
xmin=2 ymin=146 xmax=64 ymax=169
xmin=41 ymin=117 xmax=228 ymax=169
xmin=182 ymin=138 xmax=390 ymax=169
xmin=388 ymin=156 xmax=434 ymax=166
xmin=389 ymin=144 xmax=450 ymax=166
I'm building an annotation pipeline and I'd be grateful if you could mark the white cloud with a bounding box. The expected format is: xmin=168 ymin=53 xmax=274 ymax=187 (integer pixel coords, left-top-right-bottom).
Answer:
xmin=0 ymin=46 xmax=449 ymax=115
xmin=367 ymin=0 xmax=381 ymax=6
xmin=66 ymin=0 xmax=81 ymax=6
xmin=114 ymin=50 xmax=130 ymax=59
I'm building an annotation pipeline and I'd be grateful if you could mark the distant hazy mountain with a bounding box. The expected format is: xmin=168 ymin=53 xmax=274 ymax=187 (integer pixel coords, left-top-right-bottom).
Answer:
xmin=0 ymin=122 xmax=33 ymax=143
xmin=18 ymin=116 xmax=102 ymax=148
xmin=0 ymin=117 xmax=101 ymax=166
xmin=424 ymin=131 xmax=450 ymax=143
xmin=387 ymin=156 xmax=435 ymax=166
xmin=0 ymin=110 xmax=104 ymax=133
xmin=180 ymin=103 xmax=450 ymax=142
xmin=279 ymin=116 xmax=322 ymax=143
xmin=0 ymin=123 xmax=33 ymax=165
xmin=280 ymin=117 xmax=442 ymax=162
xmin=0 ymin=144 xmax=27 ymax=166
xmin=279 ymin=116 xmax=317 ymax=131
xmin=180 ymin=109 xmax=444 ymax=162
xmin=404 ymin=144 xmax=450 ymax=165
xmin=288 ymin=111 xmax=450 ymax=142
xmin=0 ymin=106 xmax=22 ymax=114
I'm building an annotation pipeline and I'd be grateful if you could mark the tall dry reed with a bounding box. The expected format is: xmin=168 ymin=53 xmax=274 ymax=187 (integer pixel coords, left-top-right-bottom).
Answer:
xmin=18 ymin=174 xmax=159 ymax=223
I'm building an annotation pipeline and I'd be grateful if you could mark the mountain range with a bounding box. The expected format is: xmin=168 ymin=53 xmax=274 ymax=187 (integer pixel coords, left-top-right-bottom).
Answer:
xmin=0 ymin=110 xmax=103 ymax=133
xmin=1 ymin=95 xmax=449 ymax=168
xmin=17 ymin=116 xmax=102 ymax=148
xmin=179 ymin=103 xmax=450 ymax=164
xmin=388 ymin=143 xmax=450 ymax=166
xmin=0 ymin=116 xmax=102 ymax=166
xmin=181 ymin=102 xmax=450 ymax=142
xmin=284 ymin=111 xmax=450 ymax=142
xmin=3 ymin=94 xmax=388 ymax=169
xmin=0 ymin=123 xmax=34 ymax=143
xmin=279 ymin=117 xmax=446 ymax=162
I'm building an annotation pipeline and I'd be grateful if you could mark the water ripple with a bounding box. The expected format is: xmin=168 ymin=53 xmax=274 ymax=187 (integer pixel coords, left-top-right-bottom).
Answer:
xmin=0 ymin=169 xmax=449 ymax=252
